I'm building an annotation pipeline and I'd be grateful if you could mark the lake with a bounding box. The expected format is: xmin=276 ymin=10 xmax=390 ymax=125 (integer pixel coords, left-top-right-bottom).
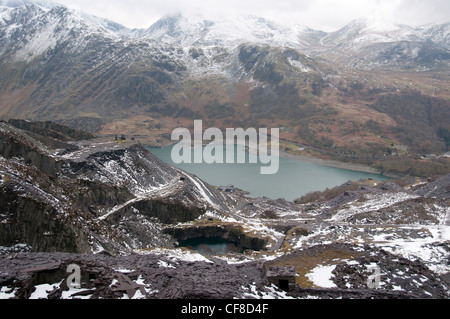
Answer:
xmin=176 ymin=237 xmax=243 ymax=255
xmin=148 ymin=144 xmax=390 ymax=202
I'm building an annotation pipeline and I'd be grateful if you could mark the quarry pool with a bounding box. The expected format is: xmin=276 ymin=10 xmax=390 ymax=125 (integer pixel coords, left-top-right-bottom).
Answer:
xmin=148 ymin=144 xmax=390 ymax=202
xmin=177 ymin=237 xmax=243 ymax=255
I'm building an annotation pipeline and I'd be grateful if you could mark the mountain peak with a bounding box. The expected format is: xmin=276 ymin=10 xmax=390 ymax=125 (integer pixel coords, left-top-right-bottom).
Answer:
xmin=0 ymin=0 xmax=55 ymax=10
xmin=349 ymin=17 xmax=402 ymax=31
xmin=321 ymin=17 xmax=427 ymax=48
xmin=0 ymin=2 xmax=126 ymax=63
xmin=134 ymin=12 xmax=313 ymax=48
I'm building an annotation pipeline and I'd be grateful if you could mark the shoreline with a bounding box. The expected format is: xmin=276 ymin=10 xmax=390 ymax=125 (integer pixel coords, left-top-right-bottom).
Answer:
xmin=146 ymin=141 xmax=385 ymax=176
xmin=278 ymin=150 xmax=384 ymax=175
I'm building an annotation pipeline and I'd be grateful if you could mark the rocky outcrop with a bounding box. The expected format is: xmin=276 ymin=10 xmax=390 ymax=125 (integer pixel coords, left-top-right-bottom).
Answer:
xmin=0 ymin=123 xmax=62 ymax=176
xmin=0 ymin=121 xmax=228 ymax=254
xmin=0 ymin=190 xmax=91 ymax=253
xmin=70 ymin=179 xmax=134 ymax=217
xmin=415 ymin=174 xmax=450 ymax=200
xmin=129 ymin=199 xmax=205 ymax=224
xmin=8 ymin=119 xmax=96 ymax=142
xmin=266 ymin=243 xmax=450 ymax=299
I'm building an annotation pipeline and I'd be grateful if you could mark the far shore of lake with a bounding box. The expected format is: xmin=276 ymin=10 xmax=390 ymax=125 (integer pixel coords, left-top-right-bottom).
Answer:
xmin=146 ymin=141 xmax=386 ymax=176
xmin=278 ymin=150 xmax=383 ymax=175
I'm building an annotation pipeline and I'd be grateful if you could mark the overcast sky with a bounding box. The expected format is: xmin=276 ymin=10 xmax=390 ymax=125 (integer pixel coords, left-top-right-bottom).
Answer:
xmin=55 ymin=0 xmax=450 ymax=31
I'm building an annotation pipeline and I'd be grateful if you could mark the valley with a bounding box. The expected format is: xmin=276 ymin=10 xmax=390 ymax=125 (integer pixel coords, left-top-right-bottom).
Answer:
xmin=0 ymin=1 xmax=449 ymax=300
xmin=0 ymin=3 xmax=448 ymax=178
xmin=0 ymin=119 xmax=449 ymax=299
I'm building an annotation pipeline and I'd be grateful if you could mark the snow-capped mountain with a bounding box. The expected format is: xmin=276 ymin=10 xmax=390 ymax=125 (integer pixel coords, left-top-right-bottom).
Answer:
xmin=133 ymin=13 xmax=449 ymax=71
xmin=322 ymin=18 xmax=419 ymax=48
xmin=0 ymin=0 xmax=128 ymax=41
xmin=0 ymin=1 xmax=448 ymax=67
xmin=0 ymin=2 xmax=326 ymax=120
xmin=0 ymin=4 xmax=115 ymax=61
xmin=135 ymin=13 xmax=450 ymax=51
xmin=321 ymin=18 xmax=449 ymax=50
xmin=315 ymin=18 xmax=450 ymax=70
xmin=419 ymin=22 xmax=450 ymax=48
xmin=129 ymin=12 xmax=325 ymax=49
xmin=0 ymin=0 xmax=448 ymax=157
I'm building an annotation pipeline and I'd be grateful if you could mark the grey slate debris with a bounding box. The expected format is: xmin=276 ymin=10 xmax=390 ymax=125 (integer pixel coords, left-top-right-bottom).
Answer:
xmin=0 ymin=252 xmax=270 ymax=299
xmin=111 ymin=273 xmax=146 ymax=299
xmin=1 ymin=242 xmax=449 ymax=299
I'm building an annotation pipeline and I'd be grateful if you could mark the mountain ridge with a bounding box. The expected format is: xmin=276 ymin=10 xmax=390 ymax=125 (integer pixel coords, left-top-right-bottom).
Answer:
xmin=2 ymin=2 xmax=448 ymax=49
xmin=129 ymin=12 xmax=450 ymax=53
xmin=0 ymin=1 xmax=449 ymax=178
xmin=129 ymin=12 xmax=322 ymax=49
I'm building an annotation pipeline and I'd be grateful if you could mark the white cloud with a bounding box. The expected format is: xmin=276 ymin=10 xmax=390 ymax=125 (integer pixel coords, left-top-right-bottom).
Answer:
xmin=54 ymin=0 xmax=449 ymax=31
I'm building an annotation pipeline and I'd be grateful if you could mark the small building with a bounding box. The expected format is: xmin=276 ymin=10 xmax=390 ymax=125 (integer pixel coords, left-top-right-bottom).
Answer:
xmin=265 ymin=266 xmax=296 ymax=292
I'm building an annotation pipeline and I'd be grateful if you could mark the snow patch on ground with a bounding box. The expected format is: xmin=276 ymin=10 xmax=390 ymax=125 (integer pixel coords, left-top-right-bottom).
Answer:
xmin=306 ymin=265 xmax=337 ymax=288
xmin=113 ymin=267 xmax=136 ymax=273
xmin=331 ymin=192 xmax=419 ymax=222
xmin=241 ymin=283 xmax=296 ymax=299
xmin=0 ymin=286 xmax=18 ymax=299
xmin=288 ymin=57 xmax=311 ymax=73
xmin=375 ymin=225 xmax=450 ymax=274
xmin=185 ymin=173 xmax=220 ymax=210
xmin=158 ymin=260 xmax=176 ymax=269
xmin=139 ymin=248 xmax=213 ymax=264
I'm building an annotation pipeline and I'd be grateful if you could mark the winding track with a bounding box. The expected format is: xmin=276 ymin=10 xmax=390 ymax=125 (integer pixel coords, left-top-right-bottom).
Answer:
xmin=98 ymin=175 xmax=185 ymax=221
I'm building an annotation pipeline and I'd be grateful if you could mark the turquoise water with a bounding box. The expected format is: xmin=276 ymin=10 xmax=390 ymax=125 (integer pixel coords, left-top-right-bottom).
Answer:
xmin=177 ymin=237 xmax=242 ymax=255
xmin=148 ymin=144 xmax=390 ymax=202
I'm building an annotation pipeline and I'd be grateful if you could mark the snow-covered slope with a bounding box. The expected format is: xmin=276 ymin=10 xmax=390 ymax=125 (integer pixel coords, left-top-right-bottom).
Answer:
xmin=133 ymin=14 xmax=449 ymax=55
xmin=0 ymin=3 xmax=125 ymax=62
xmin=0 ymin=2 xmax=448 ymax=70
xmin=321 ymin=18 xmax=422 ymax=48
xmin=129 ymin=12 xmax=324 ymax=49
xmin=317 ymin=18 xmax=450 ymax=70
xmin=0 ymin=0 xmax=129 ymax=32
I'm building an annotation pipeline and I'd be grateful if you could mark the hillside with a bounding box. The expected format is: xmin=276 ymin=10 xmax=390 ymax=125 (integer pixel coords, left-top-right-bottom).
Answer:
xmin=0 ymin=120 xmax=449 ymax=299
xmin=0 ymin=2 xmax=449 ymax=175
